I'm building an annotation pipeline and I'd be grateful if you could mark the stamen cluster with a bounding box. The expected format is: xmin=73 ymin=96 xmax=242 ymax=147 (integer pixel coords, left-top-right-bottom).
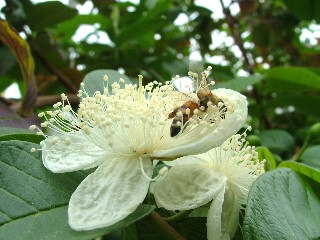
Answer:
xmin=30 ymin=74 xmax=233 ymax=156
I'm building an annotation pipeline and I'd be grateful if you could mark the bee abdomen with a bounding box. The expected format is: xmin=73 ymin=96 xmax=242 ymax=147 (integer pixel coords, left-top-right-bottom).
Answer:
xmin=170 ymin=118 xmax=182 ymax=137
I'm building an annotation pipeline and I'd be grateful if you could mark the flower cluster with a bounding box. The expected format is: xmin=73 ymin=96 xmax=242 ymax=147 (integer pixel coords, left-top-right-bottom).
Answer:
xmin=154 ymin=131 xmax=265 ymax=240
xmin=30 ymin=69 xmax=263 ymax=239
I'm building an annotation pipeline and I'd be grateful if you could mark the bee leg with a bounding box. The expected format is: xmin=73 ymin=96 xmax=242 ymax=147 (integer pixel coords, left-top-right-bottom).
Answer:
xmin=199 ymin=95 xmax=210 ymax=111
xmin=208 ymin=93 xmax=227 ymax=119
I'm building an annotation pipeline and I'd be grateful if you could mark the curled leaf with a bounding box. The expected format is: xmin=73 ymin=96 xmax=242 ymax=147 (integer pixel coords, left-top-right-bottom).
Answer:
xmin=0 ymin=19 xmax=36 ymax=116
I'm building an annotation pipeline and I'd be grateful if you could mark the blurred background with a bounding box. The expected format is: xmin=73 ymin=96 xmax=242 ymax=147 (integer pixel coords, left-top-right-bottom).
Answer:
xmin=1 ymin=0 xmax=320 ymax=160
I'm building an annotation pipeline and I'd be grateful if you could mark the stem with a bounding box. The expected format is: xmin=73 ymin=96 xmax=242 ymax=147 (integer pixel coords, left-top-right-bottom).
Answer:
xmin=149 ymin=211 xmax=186 ymax=240
xmin=163 ymin=210 xmax=192 ymax=222
xmin=292 ymin=134 xmax=310 ymax=161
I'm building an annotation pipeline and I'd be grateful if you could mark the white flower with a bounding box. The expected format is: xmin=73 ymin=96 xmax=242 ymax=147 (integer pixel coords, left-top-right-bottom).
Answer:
xmin=31 ymin=74 xmax=247 ymax=231
xmin=154 ymin=133 xmax=265 ymax=240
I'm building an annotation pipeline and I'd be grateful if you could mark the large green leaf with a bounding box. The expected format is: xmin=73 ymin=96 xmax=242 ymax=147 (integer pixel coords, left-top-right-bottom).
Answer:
xmin=214 ymin=75 xmax=262 ymax=92
xmin=265 ymin=67 xmax=320 ymax=92
xmin=257 ymin=129 xmax=294 ymax=154
xmin=0 ymin=140 xmax=155 ymax=239
xmin=82 ymin=69 xmax=133 ymax=97
xmin=22 ymin=1 xmax=78 ymax=31
xmin=243 ymin=168 xmax=320 ymax=239
xmin=278 ymin=161 xmax=320 ymax=184
xmin=0 ymin=19 xmax=36 ymax=116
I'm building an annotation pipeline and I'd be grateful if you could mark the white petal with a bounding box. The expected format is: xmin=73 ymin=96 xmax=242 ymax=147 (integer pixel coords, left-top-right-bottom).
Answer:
xmin=153 ymin=89 xmax=247 ymax=158
xmin=68 ymin=155 xmax=152 ymax=231
xmin=207 ymin=183 xmax=226 ymax=240
xmin=154 ymin=164 xmax=227 ymax=210
xmin=221 ymin=190 xmax=240 ymax=240
xmin=41 ymin=132 xmax=108 ymax=173
xmin=164 ymin=155 xmax=209 ymax=167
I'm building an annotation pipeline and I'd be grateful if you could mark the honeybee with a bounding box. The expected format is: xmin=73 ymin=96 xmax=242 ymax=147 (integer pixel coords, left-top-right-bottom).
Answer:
xmin=169 ymin=67 xmax=227 ymax=137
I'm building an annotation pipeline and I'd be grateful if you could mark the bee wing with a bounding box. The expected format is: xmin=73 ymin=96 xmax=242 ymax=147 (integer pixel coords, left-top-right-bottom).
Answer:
xmin=167 ymin=90 xmax=196 ymax=108
xmin=189 ymin=59 xmax=204 ymax=78
xmin=189 ymin=58 xmax=213 ymax=90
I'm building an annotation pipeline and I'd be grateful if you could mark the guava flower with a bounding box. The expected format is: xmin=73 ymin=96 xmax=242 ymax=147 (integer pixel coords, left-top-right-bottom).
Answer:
xmin=154 ymin=132 xmax=265 ymax=240
xmin=30 ymin=73 xmax=247 ymax=231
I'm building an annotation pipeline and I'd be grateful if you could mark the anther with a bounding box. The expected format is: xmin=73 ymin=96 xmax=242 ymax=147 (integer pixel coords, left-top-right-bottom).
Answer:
xmin=40 ymin=122 xmax=48 ymax=127
xmin=29 ymin=125 xmax=36 ymax=131
xmin=61 ymin=93 xmax=67 ymax=100
xmin=65 ymin=138 xmax=72 ymax=145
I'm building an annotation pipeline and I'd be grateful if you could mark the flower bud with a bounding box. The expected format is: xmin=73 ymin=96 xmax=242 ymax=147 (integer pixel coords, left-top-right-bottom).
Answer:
xmin=309 ymin=122 xmax=320 ymax=137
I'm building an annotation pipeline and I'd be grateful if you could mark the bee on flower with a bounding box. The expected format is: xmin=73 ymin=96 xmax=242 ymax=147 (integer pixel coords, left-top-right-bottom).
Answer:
xmin=30 ymin=69 xmax=247 ymax=231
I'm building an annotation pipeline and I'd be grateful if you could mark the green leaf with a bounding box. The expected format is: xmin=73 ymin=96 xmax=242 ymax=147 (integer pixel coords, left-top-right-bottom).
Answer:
xmin=55 ymin=14 xmax=112 ymax=41
xmin=0 ymin=204 xmax=155 ymax=240
xmin=265 ymin=67 xmax=320 ymax=92
xmin=0 ymin=127 xmax=44 ymax=143
xmin=0 ymin=46 xmax=17 ymax=75
xmin=122 ymin=223 xmax=139 ymax=240
xmin=283 ymin=0 xmax=320 ymax=22
xmin=0 ymin=140 xmax=155 ymax=239
xmin=0 ymin=19 xmax=36 ymax=116
xmin=243 ymin=168 xmax=320 ymax=240
xmin=82 ymin=69 xmax=133 ymax=97
xmin=114 ymin=1 xmax=172 ymax=46
xmin=0 ymin=134 xmax=44 ymax=143
xmin=214 ymin=75 xmax=262 ymax=92
xmin=257 ymin=129 xmax=294 ymax=154
xmin=22 ymin=1 xmax=78 ymax=31
xmin=299 ymin=145 xmax=320 ymax=168
xmin=278 ymin=161 xmax=320 ymax=184
xmin=0 ymin=127 xmax=30 ymax=135
xmin=255 ymin=146 xmax=277 ymax=171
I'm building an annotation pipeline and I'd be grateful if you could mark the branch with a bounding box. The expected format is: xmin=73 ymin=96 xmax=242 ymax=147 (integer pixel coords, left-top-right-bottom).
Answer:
xmin=35 ymin=94 xmax=79 ymax=107
xmin=149 ymin=211 xmax=186 ymax=240
xmin=31 ymin=43 xmax=78 ymax=93
xmin=219 ymin=1 xmax=272 ymax=128
xmin=219 ymin=0 xmax=254 ymax=74
xmin=9 ymin=94 xmax=79 ymax=111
